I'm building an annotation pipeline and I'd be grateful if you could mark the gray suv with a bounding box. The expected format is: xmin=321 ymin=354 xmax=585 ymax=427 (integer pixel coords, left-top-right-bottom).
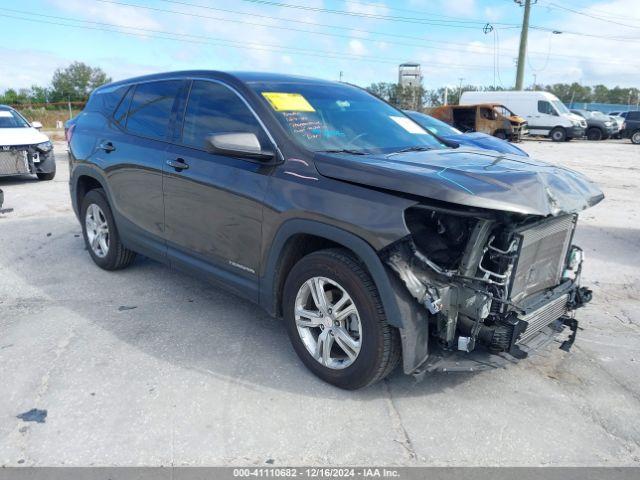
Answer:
xmin=68 ymin=71 xmax=603 ymax=389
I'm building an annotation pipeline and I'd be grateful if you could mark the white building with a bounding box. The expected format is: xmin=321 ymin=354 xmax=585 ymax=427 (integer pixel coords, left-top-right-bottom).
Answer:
xmin=398 ymin=63 xmax=422 ymax=88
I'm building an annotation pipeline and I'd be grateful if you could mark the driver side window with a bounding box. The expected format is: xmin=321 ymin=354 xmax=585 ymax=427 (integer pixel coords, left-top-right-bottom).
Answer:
xmin=181 ymin=81 xmax=269 ymax=151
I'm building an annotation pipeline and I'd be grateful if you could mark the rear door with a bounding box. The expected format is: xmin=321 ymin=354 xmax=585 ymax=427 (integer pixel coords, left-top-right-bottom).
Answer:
xmin=163 ymin=80 xmax=274 ymax=300
xmin=104 ymin=79 xmax=185 ymax=258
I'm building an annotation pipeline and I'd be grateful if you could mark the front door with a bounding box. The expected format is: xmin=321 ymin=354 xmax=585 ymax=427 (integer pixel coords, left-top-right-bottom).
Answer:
xmin=163 ymin=80 xmax=274 ymax=300
xmin=528 ymin=100 xmax=557 ymax=136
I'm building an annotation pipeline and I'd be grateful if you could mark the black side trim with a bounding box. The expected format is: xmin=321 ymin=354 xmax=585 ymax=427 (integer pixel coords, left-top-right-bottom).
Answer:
xmin=260 ymin=219 xmax=405 ymax=328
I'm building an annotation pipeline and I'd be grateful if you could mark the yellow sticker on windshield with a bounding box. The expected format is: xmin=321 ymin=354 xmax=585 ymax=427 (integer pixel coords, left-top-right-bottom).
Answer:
xmin=262 ymin=92 xmax=315 ymax=112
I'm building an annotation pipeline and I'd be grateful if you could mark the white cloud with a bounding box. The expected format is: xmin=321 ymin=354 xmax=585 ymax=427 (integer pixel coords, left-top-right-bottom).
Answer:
xmin=344 ymin=1 xmax=390 ymax=17
xmin=49 ymin=0 xmax=162 ymax=32
xmin=348 ymin=39 xmax=368 ymax=56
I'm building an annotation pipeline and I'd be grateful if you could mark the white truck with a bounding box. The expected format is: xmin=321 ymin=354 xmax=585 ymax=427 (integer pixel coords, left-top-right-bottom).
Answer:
xmin=460 ymin=91 xmax=587 ymax=142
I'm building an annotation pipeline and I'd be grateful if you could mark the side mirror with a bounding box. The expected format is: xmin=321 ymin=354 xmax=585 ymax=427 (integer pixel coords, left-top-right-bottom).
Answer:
xmin=207 ymin=132 xmax=274 ymax=161
xmin=32 ymin=121 xmax=43 ymax=130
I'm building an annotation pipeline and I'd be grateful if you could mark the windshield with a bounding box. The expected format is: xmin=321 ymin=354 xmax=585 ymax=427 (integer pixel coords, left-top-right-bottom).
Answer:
xmin=250 ymin=82 xmax=445 ymax=154
xmin=552 ymin=100 xmax=570 ymax=115
xmin=405 ymin=111 xmax=461 ymax=136
xmin=494 ymin=105 xmax=516 ymax=117
xmin=0 ymin=108 xmax=30 ymax=128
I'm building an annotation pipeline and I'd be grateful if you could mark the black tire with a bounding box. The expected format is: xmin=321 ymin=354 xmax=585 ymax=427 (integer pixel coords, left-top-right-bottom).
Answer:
xmin=282 ymin=248 xmax=400 ymax=389
xmin=550 ymin=127 xmax=566 ymax=142
xmin=80 ymin=188 xmax=136 ymax=270
xmin=36 ymin=164 xmax=56 ymax=181
xmin=631 ymin=131 xmax=640 ymax=144
xmin=494 ymin=131 xmax=507 ymax=140
xmin=587 ymin=127 xmax=603 ymax=141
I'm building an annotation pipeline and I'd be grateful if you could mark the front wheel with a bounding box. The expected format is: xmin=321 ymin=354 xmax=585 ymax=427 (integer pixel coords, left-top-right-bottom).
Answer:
xmin=550 ymin=127 xmax=566 ymax=142
xmin=36 ymin=163 xmax=56 ymax=181
xmin=282 ymin=249 xmax=400 ymax=389
xmin=587 ymin=127 xmax=603 ymax=141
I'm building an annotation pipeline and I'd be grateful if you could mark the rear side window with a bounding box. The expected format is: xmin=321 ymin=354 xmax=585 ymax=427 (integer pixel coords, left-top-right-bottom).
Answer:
xmin=113 ymin=86 xmax=133 ymax=126
xmin=181 ymin=80 xmax=269 ymax=150
xmin=627 ymin=111 xmax=640 ymax=120
xmin=126 ymin=80 xmax=183 ymax=140
xmin=538 ymin=100 xmax=555 ymax=115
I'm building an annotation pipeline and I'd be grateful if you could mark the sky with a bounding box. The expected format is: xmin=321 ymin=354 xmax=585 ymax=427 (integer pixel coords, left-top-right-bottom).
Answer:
xmin=1 ymin=0 xmax=640 ymax=92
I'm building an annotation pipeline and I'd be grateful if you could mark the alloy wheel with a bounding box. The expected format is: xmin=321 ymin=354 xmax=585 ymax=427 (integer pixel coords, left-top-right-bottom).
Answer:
xmin=85 ymin=203 xmax=110 ymax=258
xmin=294 ymin=276 xmax=362 ymax=369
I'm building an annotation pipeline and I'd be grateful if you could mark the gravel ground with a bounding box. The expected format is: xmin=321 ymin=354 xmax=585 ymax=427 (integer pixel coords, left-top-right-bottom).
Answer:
xmin=0 ymin=139 xmax=639 ymax=466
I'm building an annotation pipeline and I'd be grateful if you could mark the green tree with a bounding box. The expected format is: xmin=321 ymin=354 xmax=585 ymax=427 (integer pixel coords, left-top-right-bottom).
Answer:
xmin=50 ymin=61 xmax=111 ymax=102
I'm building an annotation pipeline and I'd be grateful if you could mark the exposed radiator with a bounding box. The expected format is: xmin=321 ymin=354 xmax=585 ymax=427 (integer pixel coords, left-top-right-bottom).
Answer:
xmin=510 ymin=215 xmax=576 ymax=303
xmin=0 ymin=150 xmax=30 ymax=175
xmin=518 ymin=294 xmax=569 ymax=343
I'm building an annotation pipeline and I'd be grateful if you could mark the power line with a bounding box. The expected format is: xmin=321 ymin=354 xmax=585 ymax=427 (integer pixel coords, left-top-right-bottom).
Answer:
xmin=230 ymin=0 xmax=513 ymax=28
xmin=94 ymin=0 xmax=640 ymax=67
xmin=0 ymin=10 xmax=497 ymax=71
xmin=540 ymin=1 xmax=640 ymax=30
xmin=538 ymin=0 xmax=640 ymax=24
xmin=234 ymin=0 xmax=640 ymax=41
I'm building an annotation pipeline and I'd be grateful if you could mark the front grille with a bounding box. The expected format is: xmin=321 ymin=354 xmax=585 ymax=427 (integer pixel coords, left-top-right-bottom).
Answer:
xmin=509 ymin=215 xmax=576 ymax=303
xmin=518 ymin=294 xmax=569 ymax=343
xmin=0 ymin=150 xmax=30 ymax=175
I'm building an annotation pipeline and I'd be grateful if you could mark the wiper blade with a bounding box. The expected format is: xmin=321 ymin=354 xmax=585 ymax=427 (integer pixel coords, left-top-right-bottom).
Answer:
xmin=386 ymin=146 xmax=432 ymax=157
xmin=319 ymin=149 xmax=366 ymax=155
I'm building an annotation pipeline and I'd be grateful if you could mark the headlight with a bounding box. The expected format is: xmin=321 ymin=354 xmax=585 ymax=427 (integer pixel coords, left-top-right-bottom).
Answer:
xmin=605 ymin=121 xmax=612 ymax=127
xmin=35 ymin=141 xmax=53 ymax=153
xmin=572 ymin=120 xmax=581 ymax=126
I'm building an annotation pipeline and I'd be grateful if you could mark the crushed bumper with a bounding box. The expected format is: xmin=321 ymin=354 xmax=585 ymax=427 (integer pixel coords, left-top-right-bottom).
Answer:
xmin=0 ymin=145 xmax=54 ymax=176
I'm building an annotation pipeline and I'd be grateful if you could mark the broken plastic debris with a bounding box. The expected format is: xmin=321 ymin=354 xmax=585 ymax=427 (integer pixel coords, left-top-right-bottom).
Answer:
xmin=16 ymin=408 xmax=47 ymax=423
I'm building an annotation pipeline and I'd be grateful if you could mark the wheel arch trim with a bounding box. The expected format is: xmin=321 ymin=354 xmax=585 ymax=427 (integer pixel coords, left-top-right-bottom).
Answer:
xmin=260 ymin=219 xmax=405 ymax=328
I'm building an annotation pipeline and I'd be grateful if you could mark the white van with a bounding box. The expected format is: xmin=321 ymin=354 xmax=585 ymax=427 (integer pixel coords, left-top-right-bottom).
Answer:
xmin=460 ymin=91 xmax=587 ymax=142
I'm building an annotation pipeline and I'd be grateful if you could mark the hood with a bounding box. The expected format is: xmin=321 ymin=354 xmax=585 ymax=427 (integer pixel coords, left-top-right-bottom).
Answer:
xmin=568 ymin=113 xmax=586 ymax=124
xmin=0 ymin=127 xmax=49 ymax=146
xmin=314 ymin=148 xmax=604 ymax=217
xmin=442 ymin=132 xmax=529 ymax=157
xmin=508 ymin=114 xmax=527 ymax=125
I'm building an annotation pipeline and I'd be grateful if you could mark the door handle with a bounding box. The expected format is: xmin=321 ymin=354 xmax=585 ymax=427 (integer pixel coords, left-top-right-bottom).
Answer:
xmin=166 ymin=158 xmax=189 ymax=171
xmin=98 ymin=141 xmax=116 ymax=153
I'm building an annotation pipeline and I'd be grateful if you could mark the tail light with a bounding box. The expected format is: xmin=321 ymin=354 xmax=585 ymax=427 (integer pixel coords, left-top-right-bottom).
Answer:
xmin=65 ymin=124 xmax=75 ymax=144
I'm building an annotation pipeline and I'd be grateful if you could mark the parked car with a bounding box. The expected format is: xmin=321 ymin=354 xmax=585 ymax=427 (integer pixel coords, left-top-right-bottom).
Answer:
xmin=621 ymin=110 xmax=640 ymax=144
xmin=570 ymin=110 xmax=616 ymax=141
xmin=427 ymin=104 xmax=528 ymax=142
xmin=0 ymin=105 xmax=56 ymax=180
xmin=404 ymin=110 xmax=528 ymax=156
xmin=608 ymin=114 xmax=626 ymax=138
xmin=68 ymin=71 xmax=603 ymax=389
xmin=460 ymin=91 xmax=586 ymax=142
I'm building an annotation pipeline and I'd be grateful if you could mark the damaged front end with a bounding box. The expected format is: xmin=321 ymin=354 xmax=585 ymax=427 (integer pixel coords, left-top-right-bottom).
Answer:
xmin=384 ymin=204 xmax=593 ymax=375
xmin=0 ymin=143 xmax=54 ymax=177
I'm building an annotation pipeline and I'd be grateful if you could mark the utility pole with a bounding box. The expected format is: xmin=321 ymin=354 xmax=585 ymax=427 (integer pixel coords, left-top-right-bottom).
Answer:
xmin=458 ymin=77 xmax=464 ymax=104
xmin=515 ymin=0 xmax=533 ymax=91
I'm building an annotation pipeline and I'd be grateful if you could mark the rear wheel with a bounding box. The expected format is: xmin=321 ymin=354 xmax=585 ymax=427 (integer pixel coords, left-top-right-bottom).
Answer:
xmin=631 ymin=131 xmax=640 ymax=144
xmin=81 ymin=189 xmax=136 ymax=270
xmin=550 ymin=127 xmax=566 ymax=142
xmin=282 ymin=248 xmax=400 ymax=389
xmin=587 ymin=127 xmax=603 ymax=141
